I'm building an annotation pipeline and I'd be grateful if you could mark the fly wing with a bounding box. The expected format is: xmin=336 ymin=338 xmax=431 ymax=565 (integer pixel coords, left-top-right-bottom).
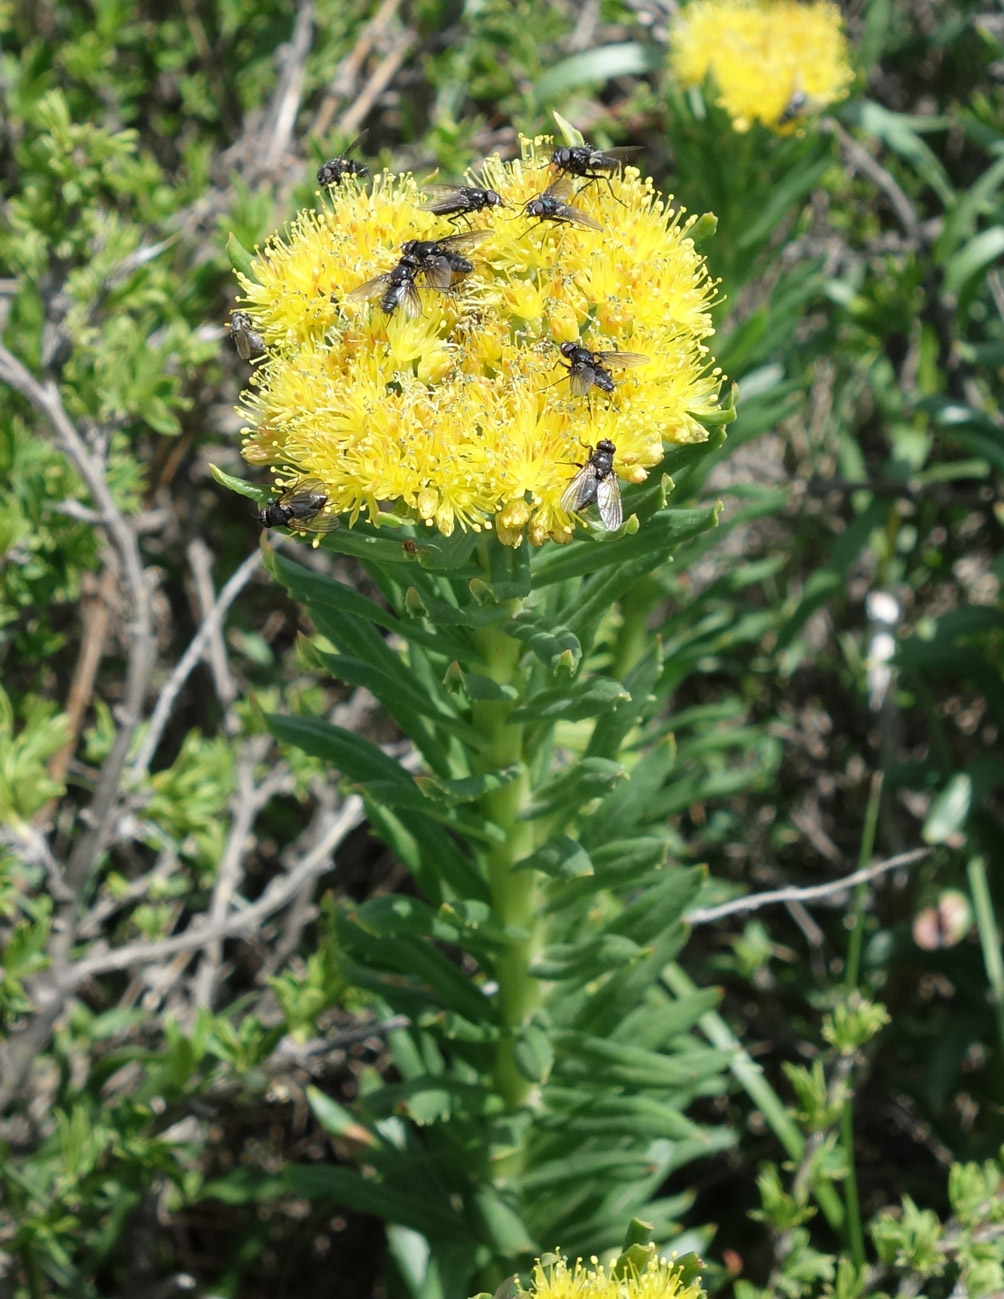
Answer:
xmin=397 ymin=278 xmax=423 ymax=317
xmin=282 ymin=479 xmax=341 ymax=533
xmin=589 ymin=145 xmax=643 ymax=168
xmin=567 ymin=363 xmax=596 ymax=397
xmin=594 ymin=351 xmax=649 ymax=369
xmin=345 ymin=272 xmax=392 ymax=304
xmin=295 ymin=512 xmax=341 ymax=534
xmin=421 ymin=254 xmax=455 ymax=291
xmin=560 ymin=464 xmax=599 ymax=514
xmin=595 ymin=474 xmax=623 ymax=531
xmin=558 ymin=203 xmax=604 ymax=231
xmin=436 ymin=229 xmax=491 ymax=253
xmin=419 ymin=184 xmax=470 ymax=213
xmin=543 ymin=176 xmax=575 ymax=203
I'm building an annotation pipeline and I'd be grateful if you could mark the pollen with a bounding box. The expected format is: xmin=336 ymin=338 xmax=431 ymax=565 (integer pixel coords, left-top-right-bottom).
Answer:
xmin=233 ymin=136 xmax=725 ymax=545
xmin=669 ymin=0 xmax=853 ymax=132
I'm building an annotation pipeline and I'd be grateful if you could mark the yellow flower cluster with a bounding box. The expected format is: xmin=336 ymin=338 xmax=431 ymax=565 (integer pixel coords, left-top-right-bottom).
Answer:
xmin=669 ymin=0 xmax=853 ymax=133
xmin=518 ymin=1253 xmax=704 ymax=1299
xmin=234 ymin=136 xmax=723 ymax=546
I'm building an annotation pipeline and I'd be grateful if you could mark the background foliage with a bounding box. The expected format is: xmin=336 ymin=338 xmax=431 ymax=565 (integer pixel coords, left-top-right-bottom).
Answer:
xmin=1 ymin=1 xmax=1004 ymax=1297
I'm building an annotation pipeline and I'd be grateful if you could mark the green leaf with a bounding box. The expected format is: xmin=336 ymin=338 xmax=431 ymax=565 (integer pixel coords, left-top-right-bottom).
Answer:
xmin=471 ymin=1186 xmax=536 ymax=1254
xmin=521 ymin=757 xmax=625 ymax=821
xmin=531 ymin=933 xmax=641 ymax=980
xmin=544 ymin=1089 xmax=703 ymax=1140
xmin=509 ymin=675 xmax=629 ymax=723
xmin=583 ymin=739 xmax=677 ymax=845
xmin=209 ymin=462 xmax=270 ymax=505
xmin=534 ymin=504 xmax=721 ymax=587
xmin=553 ymin=1031 xmax=733 ymax=1090
xmin=607 ymin=868 xmax=707 ymax=946
xmin=284 ymin=1164 xmax=460 ymax=1238
xmin=416 ymin=765 xmax=524 ymax=805
xmin=336 ymin=912 xmax=494 ymax=1024
xmin=406 ymin=590 xmax=512 ymax=628
xmin=551 ymin=109 xmax=584 ymax=146
xmin=266 ymin=712 xmax=409 ymax=785
xmin=513 ymin=1014 xmax=554 ymax=1084
xmin=226 ymin=232 xmax=259 ymax=282
xmin=505 ymin=610 xmax=581 ymax=674
xmin=612 ymin=986 xmax=722 ymax=1050
xmin=356 ymin=780 xmax=505 ymax=844
xmin=942 ymin=225 xmax=1004 ymax=297
xmin=447 ymin=668 xmax=520 ymax=703
xmin=587 ymin=639 xmax=662 ymax=758
xmin=922 ymin=773 xmax=972 ymax=843
xmin=512 ymin=835 xmax=592 ymax=878
xmin=267 ymin=549 xmax=404 ymax=635
xmin=412 ymin=528 xmax=479 ymax=570
xmin=362 ymin=800 xmax=488 ymax=905
xmin=535 ymin=43 xmax=663 ymax=101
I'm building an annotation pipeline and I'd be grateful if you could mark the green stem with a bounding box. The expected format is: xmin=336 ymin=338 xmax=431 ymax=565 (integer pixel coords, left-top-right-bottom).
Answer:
xmin=663 ymin=963 xmax=845 ymax=1231
xmin=841 ymin=1098 xmax=866 ymax=1268
xmin=968 ymin=855 xmax=1004 ymax=1087
xmin=611 ymin=576 xmax=659 ymax=681
xmin=472 ymin=619 xmax=542 ymax=1118
xmin=844 ymin=771 xmax=883 ymax=993
xmin=839 ymin=771 xmax=882 ymax=1262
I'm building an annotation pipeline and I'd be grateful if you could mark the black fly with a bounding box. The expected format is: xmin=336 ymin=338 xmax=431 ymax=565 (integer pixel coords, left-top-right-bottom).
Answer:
xmin=420 ymin=184 xmax=505 ymax=225
xmin=550 ymin=141 xmax=642 ymax=206
xmin=777 ymin=90 xmax=809 ymax=125
xmin=346 ymin=230 xmax=489 ymax=317
xmin=560 ymin=439 xmax=622 ymax=531
xmin=316 ymin=136 xmax=369 ymax=186
xmin=555 ymin=342 xmax=648 ymax=397
xmin=230 ymin=311 xmax=265 ymax=362
xmin=521 ymin=177 xmax=602 ymax=233
xmin=257 ymin=479 xmax=339 ymax=534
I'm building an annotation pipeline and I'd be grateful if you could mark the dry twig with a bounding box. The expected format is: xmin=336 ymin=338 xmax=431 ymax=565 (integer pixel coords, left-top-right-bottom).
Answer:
xmin=685 ymin=847 xmax=931 ymax=927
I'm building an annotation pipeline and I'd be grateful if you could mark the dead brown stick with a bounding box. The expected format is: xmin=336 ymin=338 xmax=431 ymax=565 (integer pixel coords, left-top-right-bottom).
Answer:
xmin=67 ymin=794 xmax=364 ymax=984
xmin=310 ymin=0 xmax=404 ymax=140
xmin=45 ymin=565 xmax=117 ymax=797
xmin=685 ymin=847 xmax=931 ymax=927
xmin=336 ymin=32 xmax=416 ymax=142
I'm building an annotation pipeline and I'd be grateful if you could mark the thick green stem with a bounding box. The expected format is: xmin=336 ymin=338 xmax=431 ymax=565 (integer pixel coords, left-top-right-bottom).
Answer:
xmin=611 ymin=576 xmax=660 ymax=681
xmin=472 ymin=619 xmax=543 ymax=1115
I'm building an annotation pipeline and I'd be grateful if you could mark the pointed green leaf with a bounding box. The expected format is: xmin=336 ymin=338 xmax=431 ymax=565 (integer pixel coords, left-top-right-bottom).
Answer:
xmin=521 ymin=757 xmax=625 ymax=821
xmin=512 ymin=835 xmax=592 ymax=878
xmin=513 ymin=1014 xmax=554 ymax=1084
xmin=284 ymin=1164 xmax=460 ymax=1237
xmin=505 ymin=611 xmax=581 ymax=674
xmin=266 ymin=713 xmax=409 ymax=784
xmin=267 ymin=549 xmax=404 ymax=634
xmin=922 ymin=773 xmax=972 ymax=844
xmin=406 ymin=591 xmax=512 ymax=628
xmin=553 ymin=1031 xmax=732 ymax=1090
xmin=209 ymin=462 xmax=270 ymax=505
xmin=415 ymin=765 xmax=523 ymax=805
xmin=226 ymin=232 xmax=259 ymax=282
xmin=447 ymin=669 xmax=519 ymax=703
xmin=509 ymin=675 xmax=629 ymax=723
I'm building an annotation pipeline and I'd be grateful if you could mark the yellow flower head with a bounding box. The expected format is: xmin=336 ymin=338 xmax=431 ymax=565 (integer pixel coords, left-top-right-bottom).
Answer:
xmin=234 ymin=136 xmax=724 ymax=546
xmin=518 ymin=1252 xmax=705 ymax=1299
xmin=669 ymin=0 xmax=853 ymax=133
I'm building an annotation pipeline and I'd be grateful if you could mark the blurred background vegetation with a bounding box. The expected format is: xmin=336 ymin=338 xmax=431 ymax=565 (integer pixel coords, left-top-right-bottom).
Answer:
xmin=1 ymin=0 xmax=1004 ymax=1295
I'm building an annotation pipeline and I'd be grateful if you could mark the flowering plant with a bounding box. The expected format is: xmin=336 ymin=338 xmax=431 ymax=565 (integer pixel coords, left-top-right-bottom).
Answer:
xmin=669 ymin=0 xmax=853 ymax=134
xmin=226 ymin=123 xmax=725 ymax=546
xmin=215 ymin=117 xmax=735 ymax=1290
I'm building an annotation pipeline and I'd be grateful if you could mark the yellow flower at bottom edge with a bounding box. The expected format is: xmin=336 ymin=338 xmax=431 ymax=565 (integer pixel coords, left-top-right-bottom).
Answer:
xmin=669 ymin=0 xmax=853 ymax=132
xmin=518 ymin=1252 xmax=705 ymax=1299
xmin=234 ymin=136 xmax=725 ymax=546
